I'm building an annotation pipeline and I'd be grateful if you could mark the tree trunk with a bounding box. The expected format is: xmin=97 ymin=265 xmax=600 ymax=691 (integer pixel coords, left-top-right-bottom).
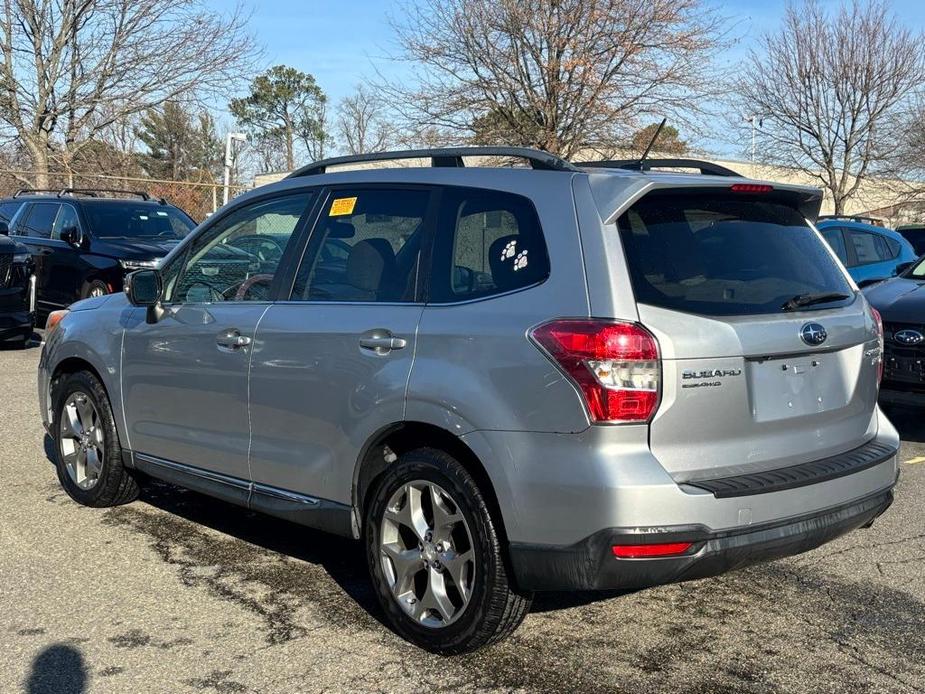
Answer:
xmin=24 ymin=137 xmax=50 ymax=189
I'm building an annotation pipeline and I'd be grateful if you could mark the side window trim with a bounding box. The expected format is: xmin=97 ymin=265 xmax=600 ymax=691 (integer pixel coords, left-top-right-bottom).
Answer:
xmin=283 ymin=183 xmax=439 ymax=304
xmin=166 ymin=190 xmax=317 ymax=305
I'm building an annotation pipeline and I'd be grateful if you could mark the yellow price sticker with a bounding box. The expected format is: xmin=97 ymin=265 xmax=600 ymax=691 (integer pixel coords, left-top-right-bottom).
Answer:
xmin=329 ymin=197 xmax=357 ymax=216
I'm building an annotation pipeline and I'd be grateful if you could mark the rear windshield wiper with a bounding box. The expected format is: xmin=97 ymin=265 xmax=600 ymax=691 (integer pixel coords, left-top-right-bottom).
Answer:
xmin=781 ymin=292 xmax=851 ymax=311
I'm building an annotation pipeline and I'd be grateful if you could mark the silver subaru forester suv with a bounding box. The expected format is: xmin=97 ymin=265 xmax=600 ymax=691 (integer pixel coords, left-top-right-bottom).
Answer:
xmin=38 ymin=148 xmax=899 ymax=654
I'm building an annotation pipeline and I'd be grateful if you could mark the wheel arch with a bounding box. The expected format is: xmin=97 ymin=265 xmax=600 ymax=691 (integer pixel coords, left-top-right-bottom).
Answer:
xmin=352 ymin=421 xmax=512 ymax=549
xmin=47 ymin=355 xmax=124 ymax=449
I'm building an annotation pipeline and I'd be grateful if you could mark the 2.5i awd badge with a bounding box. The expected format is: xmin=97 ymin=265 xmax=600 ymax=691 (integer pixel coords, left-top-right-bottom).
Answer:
xmin=681 ymin=368 xmax=742 ymax=389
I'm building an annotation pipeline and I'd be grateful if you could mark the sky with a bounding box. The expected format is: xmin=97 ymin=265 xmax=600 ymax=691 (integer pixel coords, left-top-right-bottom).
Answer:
xmin=209 ymin=0 xmax=925 ymax=158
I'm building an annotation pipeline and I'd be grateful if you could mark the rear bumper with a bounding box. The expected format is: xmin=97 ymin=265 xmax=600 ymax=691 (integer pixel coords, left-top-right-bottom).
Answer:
xmin=509 ymin=487 xmax=894 ymax=591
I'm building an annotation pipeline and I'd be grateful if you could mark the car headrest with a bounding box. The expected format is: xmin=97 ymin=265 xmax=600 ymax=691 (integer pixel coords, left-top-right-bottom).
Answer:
xmin=488 ymin=234 xmax=542 ymax=291
xmin=347 ymin=238 xmax=397 ymax=293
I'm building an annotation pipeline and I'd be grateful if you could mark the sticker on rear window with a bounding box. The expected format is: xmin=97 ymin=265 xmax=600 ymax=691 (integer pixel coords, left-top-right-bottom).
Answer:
xmin=329 ymin=197 xmax=357 ymax=216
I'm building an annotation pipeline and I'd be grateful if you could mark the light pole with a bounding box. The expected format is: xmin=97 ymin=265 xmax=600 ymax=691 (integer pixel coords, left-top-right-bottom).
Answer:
xmin=222 ymin=132 xmax=246 ymax=206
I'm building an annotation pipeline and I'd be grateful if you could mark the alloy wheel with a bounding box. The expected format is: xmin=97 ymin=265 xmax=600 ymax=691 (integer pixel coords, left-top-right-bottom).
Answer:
xmin=59 ymin=391 xmax=104 ymax=490
xmin=379 ymin=480 xmax=476 ymax=628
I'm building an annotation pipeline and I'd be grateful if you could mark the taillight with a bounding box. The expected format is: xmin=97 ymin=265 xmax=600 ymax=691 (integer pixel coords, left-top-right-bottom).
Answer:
xmin=530 ymin=319 xmax=661 ymax=423
xmin=870 ymin=306 xmax=884 ymax=386
xmin=612 ymin=542 xmax=693 ymax=558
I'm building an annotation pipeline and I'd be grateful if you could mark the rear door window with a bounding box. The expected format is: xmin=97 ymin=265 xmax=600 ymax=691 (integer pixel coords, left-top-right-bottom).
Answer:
xmin=846 ymin=229 xmax=887 ymax=265
xmin=617 ymin=192 xmax=853 ymax=316
xmin=821 ymin=228 xmax=848 ymax=264
xmin=19 ymin=202 xmax=60 ymax=239
xmin=429 ymin=187 xmax=549 ymax=302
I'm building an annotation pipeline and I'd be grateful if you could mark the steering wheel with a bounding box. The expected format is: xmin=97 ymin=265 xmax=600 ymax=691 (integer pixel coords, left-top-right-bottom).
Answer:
xmin=229 ymin=235 xmax=285 ymax=264
xmin=233 ymin=274 xmax=275 ymax=301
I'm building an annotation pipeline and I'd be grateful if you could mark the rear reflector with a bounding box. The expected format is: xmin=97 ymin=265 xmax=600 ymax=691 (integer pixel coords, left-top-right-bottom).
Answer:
xmin=730 ymin=183 xmax=773 ymax=193
xmin=612 ymin=542 xmax=693 ymax=559
xmin=530 ymin=319 xmax=660 ymax=423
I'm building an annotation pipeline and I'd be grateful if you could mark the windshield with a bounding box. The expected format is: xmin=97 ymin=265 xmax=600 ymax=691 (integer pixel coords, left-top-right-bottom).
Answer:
xmin=617 ymin=192 xmax=854 ymax=316
xmin=906 ymin=256 xmax=925 ymax=279
xmin=82 ymin=201 xmax=195 ymax=239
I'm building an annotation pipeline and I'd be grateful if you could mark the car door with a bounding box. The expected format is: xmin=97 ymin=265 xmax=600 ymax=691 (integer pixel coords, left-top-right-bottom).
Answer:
xmin=121 ymin=191 xmax=316 ymax=491
xmin=247 ymin=186 xmax=433 ymax=505
xmin=13 ymin=202 xmax=63 ymax=311
xmin=46 ymin=203 xmax=90 ymax=305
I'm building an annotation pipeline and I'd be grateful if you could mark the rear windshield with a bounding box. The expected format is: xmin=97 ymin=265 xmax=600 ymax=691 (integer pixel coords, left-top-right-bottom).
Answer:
xmin=617 ymin=192 xmax=853 ymax=316
xmin=82 ymin=201 xmax=195 ymax=240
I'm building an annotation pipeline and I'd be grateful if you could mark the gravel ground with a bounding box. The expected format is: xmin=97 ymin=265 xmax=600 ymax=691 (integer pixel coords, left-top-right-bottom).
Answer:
xmin=1 ymin=339 xmax=923 ymax=694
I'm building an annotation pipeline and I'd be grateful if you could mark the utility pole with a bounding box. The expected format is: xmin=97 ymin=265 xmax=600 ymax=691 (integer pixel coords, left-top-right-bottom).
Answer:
xmin=223 ymin=132 xmax=246 ymax=206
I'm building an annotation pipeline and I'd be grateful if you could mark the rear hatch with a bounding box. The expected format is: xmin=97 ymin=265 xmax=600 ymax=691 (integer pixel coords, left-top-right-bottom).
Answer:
xmin=618 ymin=189 xmax=881 ymax=483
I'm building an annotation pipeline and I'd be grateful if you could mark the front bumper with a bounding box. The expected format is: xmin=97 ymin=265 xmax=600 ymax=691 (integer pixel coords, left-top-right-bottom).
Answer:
xmin=509 ymin=487 xmax=893 ymax=591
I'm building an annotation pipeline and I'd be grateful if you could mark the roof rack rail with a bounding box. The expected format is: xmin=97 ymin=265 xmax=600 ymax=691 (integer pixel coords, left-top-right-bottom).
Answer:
xmin=13 ymin=188 xmax=61 ymax=198
xmin=63 ymin=188 xmax=154 ymax=201
xmin=288 ymin=146 xmax=579 ymax=177
xmin=13 ymin=187 xmax=160 ymax=202
xmin=576 ymin=158 xmax=741 ymax=178
xmin=817 ymin=214 xmax=884 ymax=226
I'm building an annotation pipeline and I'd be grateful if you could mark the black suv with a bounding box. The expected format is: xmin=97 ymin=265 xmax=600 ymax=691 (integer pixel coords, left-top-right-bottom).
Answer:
xmin=0 ymin=228 xmax=35 ymax=347
xmin=0 ymin=189 xmax=196 ymax=313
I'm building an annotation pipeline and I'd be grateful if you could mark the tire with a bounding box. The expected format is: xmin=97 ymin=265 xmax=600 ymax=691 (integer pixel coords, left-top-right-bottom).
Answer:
xmin=82 ymin=280 xmax=109 ymax=299
xmin=365 ymin=448 xmax=531 ymax=654
xmin=52 ymin=370 xmax=139 ymax=507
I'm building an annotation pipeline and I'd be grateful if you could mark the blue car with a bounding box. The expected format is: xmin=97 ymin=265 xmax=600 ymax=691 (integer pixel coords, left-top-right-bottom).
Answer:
xmin=817 ymin=216 xmax=918 ymax=286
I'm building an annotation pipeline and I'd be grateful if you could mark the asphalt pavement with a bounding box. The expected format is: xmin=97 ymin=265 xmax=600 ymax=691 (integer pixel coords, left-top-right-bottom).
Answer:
xmin=2 ymin=339 xmax=924 ymax=693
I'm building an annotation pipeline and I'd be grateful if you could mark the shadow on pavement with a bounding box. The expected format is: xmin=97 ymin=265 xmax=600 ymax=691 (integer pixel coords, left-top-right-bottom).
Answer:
xmin=26 ymin=644 xmax=87 ymax=694
xmin=132 ymin=477 xmax=388 ymax=626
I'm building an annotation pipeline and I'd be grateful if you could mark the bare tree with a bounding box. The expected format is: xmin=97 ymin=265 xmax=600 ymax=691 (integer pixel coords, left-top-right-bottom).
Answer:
xmin=383 ymin=0 xmax=725 ymax=159
xmin=0 ymin=0 xmax=257 ymax=188
xmin=336 ymin=85 xmax=394 ymax=155
xmin=731 ymin=0 xmax=925 ymax=214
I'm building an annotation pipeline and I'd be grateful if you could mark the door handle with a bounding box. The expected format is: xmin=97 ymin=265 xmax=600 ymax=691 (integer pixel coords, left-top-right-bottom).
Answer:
xmin=359 ymin=329 xmax=407 ymax=355
xmin=216 ymin=328 xmax=252 ymax=352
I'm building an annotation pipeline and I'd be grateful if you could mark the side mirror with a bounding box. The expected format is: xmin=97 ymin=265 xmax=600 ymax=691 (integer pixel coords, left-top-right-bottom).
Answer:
xmin=894 ymin=262 xmax=914 ymax=276
xmin=126 ymin=269 xmax=166 ymax=324
xmin=0 ymin=220 xmax=8 ymax=236
xmin=60 ymin=226 xmax=81 ymax=247
xmin=857 ymin=277 xmax=887 ymax=289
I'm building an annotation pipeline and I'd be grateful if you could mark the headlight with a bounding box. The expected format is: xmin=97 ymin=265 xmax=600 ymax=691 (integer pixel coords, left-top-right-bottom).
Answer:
xmin=46 ymin=309 xmax=69 ymax=336
xmin=119 ymin=259 xmax=160 ymax=270
xmin=12 ymin=252 xmax=30 ymax=264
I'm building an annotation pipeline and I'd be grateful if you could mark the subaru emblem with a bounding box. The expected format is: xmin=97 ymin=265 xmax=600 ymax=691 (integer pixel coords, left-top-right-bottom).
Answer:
xmin=894 ymin=329 xmax=924 ymax=346
xmin=800 ymin=322 xmax=827 ymax=346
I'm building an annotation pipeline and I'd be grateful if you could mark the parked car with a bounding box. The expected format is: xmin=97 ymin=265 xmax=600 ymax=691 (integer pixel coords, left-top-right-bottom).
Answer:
xmin=0 ymin=222 xmax=35 ymax=347
xmin=864 ymin=255 xmax=925 ymax=406
xmin=38 ymin=148 xmax=899 ymax=654
xmin=0 ymin=189 xmax=196 ymax=315
xmin=895 ymin=224 xmax=925 ymax=256
xmin=816 ymin=216 xmax=917 ymax=286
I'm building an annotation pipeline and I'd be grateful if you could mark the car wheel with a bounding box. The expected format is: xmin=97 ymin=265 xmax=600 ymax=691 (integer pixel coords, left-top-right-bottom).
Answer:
xmin=83 ymin=280 xmax=109 ymax=299
xmin=52 ymin=370 xmax=139 ymax=507
xmin=365 ymin=448 xmax=531 ymax=654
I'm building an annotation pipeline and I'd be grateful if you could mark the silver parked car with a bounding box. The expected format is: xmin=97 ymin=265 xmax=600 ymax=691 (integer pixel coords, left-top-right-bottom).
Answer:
xmin=38 ymin=148 xmax=899 ymax=653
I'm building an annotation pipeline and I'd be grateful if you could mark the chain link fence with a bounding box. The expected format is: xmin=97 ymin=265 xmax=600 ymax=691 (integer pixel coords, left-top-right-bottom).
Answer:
xmin=0 ymin=170 xmax=250 ymax=223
